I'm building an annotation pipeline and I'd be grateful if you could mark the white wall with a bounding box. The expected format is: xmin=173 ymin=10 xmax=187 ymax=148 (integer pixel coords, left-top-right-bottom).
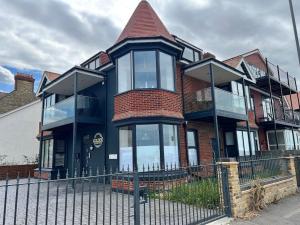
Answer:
xmin=0 ymin=100 xmax=41 ymax=165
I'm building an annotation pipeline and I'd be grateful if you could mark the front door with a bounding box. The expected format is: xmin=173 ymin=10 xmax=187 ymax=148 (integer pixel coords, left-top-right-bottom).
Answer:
xmin=80 ymin=129 xmax=105 ymax=175
xmin=81 ymin=134 xmax=93 ymax=174
xmin=224 ymin=132 xmax=238 ymax=158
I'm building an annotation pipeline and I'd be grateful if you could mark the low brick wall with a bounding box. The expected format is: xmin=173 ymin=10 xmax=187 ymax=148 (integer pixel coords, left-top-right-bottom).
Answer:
xmin=240 ymin=177 xmax=297 ymax=213
xmin=0 ymin=164 xmax=37 ymax=179
xmin=220 ymin=157 xmax=298 ymax=218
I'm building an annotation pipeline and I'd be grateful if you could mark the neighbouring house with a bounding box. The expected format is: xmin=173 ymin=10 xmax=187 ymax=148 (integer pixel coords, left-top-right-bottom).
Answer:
xmin=0 ymin=74 xmax=37 ymax=114
xmin=36 ymin=0 xmax=300 ymax=179
xmin=0 ymin=72 xmax=59 ymax=177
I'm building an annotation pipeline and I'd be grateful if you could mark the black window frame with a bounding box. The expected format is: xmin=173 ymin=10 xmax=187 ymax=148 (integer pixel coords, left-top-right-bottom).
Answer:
xmin=186 ymin=129 xmax=199 ymax=165
xmin=118 ymin=123 xmax=180 ymax=171
xmin=116 ymin=49 xmax=176 ymax=94
xmin=182 ymin=45 xmax=201 ymax=62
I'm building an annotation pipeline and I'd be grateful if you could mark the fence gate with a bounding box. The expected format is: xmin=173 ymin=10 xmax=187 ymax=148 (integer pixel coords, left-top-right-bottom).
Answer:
xmin=0 ymin=164 xmax=230 ymax=225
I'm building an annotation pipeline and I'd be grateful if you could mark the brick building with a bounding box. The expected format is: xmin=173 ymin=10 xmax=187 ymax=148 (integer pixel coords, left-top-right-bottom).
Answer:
xmin=0 ymin=74 xmax=37 ymax=114
xmin=36 ymin=1 xmax=300 ymax=179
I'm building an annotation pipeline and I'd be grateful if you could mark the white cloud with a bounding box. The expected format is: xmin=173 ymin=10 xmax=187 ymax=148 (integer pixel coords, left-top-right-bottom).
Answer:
xmin=0 ymin=0 xmax=299 ymax=79
xmin=0 ymin=66 xmax=14 ymax=84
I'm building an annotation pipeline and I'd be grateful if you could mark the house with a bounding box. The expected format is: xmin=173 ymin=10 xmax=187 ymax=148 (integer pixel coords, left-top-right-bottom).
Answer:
xmin=0 ymin=72 xmax=59 ymax=176
xmin=0 ymin=74 xmax=37 ymax=114
xmin=224 ymin=49 xmax=300 ymax=152
xmin=36 ymin=0 xmax=299 ymax=179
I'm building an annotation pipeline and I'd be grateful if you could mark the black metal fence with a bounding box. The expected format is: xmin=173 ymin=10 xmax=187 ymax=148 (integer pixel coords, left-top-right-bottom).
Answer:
xmin=0 ymin=164 xmax=230 ymax=225
xmin=238 ymin=157 xmax=290 ymax=186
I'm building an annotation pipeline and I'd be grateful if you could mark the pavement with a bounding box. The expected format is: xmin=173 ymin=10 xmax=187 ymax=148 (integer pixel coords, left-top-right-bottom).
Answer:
xmin=230 ymin=192 xmax=300 ymax=225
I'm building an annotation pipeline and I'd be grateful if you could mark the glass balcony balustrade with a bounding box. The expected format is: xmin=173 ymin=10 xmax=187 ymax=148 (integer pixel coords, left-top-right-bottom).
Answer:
xmin=43 ymin=95 xmax=100 ymax=125
xmin=185 ymin=87 xmax=246 ymax=116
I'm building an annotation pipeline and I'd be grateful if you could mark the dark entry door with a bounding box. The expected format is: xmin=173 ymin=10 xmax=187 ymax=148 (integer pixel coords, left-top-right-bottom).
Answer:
xmin=81 ymin=134 xmax=93 ymax=174
xmin=224 ymin=132 xmax=238 ymax=158
xmin=80 ymin=130 xmax=105 ymax=175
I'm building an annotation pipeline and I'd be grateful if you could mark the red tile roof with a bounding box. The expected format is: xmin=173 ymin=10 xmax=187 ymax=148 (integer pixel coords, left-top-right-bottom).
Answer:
xmin=45 ymin=71 xmax=60 ymax=81
xmin=223 ymin=55 xmax=242 ymax=68
xmin=116 ymin=0 xmax=174 ymax=43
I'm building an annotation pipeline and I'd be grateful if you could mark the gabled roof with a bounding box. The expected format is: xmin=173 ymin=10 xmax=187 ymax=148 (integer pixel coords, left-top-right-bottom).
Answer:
xmin=36 ymin=71 xmax=60 ymax=97
xmin=223 ymin=49 xmax=263 ymax=69
xmin=115 ymin=0 xmax=174 ymax=44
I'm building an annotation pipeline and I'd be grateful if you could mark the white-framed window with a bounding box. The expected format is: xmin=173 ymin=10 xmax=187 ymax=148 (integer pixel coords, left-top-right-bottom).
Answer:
xmin=236 ymin=130 xmax=258 ymax=156
xmin=267 ymin=130 xmax=300 ymax=150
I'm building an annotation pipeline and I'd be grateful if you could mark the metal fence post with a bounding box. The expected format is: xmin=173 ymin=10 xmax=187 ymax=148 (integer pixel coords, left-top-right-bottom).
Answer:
xmin=133 ymin=170 xmax=140 ymax=225
xmin=221 ymin=166 xmax=232 ymax=217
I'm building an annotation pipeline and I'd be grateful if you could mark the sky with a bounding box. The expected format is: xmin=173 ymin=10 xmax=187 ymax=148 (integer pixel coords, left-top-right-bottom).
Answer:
xmin=0 ymin=0 xmax=300 ymax=92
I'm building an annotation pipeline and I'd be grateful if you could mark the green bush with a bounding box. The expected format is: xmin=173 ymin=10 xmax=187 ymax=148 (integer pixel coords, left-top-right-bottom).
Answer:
xmin=151 ymin=178 xmax=220 ymax=209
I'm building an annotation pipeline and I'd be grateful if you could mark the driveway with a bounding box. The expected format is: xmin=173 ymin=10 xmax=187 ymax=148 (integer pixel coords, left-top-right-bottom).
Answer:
xmin=231 ymin=192 xmax=300 ymax=225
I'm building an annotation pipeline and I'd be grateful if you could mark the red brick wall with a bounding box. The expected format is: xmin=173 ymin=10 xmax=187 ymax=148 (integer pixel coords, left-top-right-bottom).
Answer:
xmin=252 ymin=89 xmax=264 ymax=121
xmin=186 ymin=121 xmax=215 ymax=164
xmin=258 ymin=128 xmax=268 ymax=151
xmin=245 ymin=53 xmax=266 ymax=72
xmin=113 ymin=89 xmax=183 ymax=121
xmin=113 ymin=63 xmax=184 ymax=121
xmin=183 ymin=75 xmax=211 ymax=113
xmin=0 ymin=164 xmax=37 ymax=180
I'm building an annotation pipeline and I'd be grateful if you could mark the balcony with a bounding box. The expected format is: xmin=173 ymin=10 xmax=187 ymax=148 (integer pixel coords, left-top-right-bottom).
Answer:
xmin=245 ymin=61 xmax=297 ymax=95
xmin=43 ymin=95 xmax=102 ymax=129
xmin=259 ymin=108 xmax=300 ymax=127
xmin=184 ymin=87 xmax=247 ymax=121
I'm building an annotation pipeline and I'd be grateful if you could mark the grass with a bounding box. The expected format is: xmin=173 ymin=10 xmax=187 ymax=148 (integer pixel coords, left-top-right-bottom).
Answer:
xmin=150 ymin=178 xmax=221 ymax=209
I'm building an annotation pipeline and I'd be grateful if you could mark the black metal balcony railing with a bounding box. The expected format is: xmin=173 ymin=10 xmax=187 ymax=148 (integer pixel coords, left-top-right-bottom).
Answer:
xmin=245 ymin=61 xmax=297 ymax=91
xmin=185 ymin=87 xmax=246 ymax=116
xmin=259 ymin=108 xmax=300 ymax=125
xmin=43 ymin=95 xmax=100 ymax=125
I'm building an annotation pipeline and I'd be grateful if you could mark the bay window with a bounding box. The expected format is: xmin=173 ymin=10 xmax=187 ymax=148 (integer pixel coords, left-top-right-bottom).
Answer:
xmin=136 ymin=124 xmax=160 ymax=170
xmin=163 ymin=124 xmax=179 ymax=168
xmin=159 ymin=52 xmax=175 ymax=91
xmin=267 ymin=130 xmax=300 ymax=150
xmin=117 ymin=53 xmax=132 ymax=93
xmin=134 ymin=51 xmax=157 ymax=89
xmin=119 ymin=126 xmax=133 ymax=170
xmin=117 ymin=50 xmax=175 ymax=93
xmin=118 ymin=124 xmax=179 ymax=171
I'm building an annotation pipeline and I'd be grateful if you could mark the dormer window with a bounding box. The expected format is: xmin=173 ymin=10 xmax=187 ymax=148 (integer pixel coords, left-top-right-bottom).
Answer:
xmin=117 ymin=50 xmax=175 ymax=93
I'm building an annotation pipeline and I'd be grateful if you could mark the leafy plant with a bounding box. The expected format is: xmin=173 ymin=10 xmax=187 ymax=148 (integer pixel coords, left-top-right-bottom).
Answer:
xmin=150 ymin=178 xmax=220 ymax=209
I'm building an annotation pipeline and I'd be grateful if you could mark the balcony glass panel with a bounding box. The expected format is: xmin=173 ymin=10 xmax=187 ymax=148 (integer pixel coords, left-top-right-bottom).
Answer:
xmin=185 ymin=87 xmax=246 ymax=115
xmin=43 ymin=95 xmax=100 ymax=125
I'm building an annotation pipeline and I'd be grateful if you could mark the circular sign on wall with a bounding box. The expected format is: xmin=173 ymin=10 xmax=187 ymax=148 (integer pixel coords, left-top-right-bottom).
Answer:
xmin=93 ymin=133 xmax=103 ymax=148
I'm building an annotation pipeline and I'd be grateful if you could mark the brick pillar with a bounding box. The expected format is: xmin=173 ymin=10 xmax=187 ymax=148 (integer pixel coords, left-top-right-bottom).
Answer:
xmin=285 ymin=156 xmax=298 ymax=190
xmin=219 ymin=159 xmax=244 ymax=218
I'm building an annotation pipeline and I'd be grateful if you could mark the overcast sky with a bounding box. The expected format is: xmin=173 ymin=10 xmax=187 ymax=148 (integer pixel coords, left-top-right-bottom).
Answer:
xmin=0 ymin=0 xmax=300 ymax=91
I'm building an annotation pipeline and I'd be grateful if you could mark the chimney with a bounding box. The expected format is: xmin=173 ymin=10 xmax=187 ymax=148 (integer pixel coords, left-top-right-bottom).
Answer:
xmin=203 ymin=52 xmax=216 ymax=59
xmin=14 ymin=73 xmax=35 ymax=92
